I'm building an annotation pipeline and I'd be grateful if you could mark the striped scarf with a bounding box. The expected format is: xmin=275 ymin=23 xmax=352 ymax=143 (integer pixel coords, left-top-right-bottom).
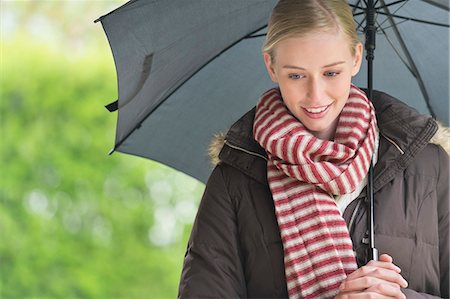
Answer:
xmin=253 ymin=85 xmax=377 ymax=299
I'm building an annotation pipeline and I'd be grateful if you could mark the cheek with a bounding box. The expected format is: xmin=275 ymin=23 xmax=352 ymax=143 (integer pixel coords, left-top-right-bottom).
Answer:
xmin=332 ymin=75 xmax=352 ymax=95
xmin=280 ymin=87 xmax=303 ymax=108
xmin=280 ymin=80 xmax=306 ymax=97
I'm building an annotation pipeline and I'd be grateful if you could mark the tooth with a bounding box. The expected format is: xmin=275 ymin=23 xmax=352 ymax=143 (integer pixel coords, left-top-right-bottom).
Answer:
xmin=306 ymin=106 xmax=327 ymax=113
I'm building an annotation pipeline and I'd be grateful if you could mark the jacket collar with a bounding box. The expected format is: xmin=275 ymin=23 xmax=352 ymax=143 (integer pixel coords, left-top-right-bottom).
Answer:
xmin=368 ymin=89 xmax=438 ymax=193
xmin=218 ymin=107 xmax=268 ymax=185
xmin=219 ymin=89 xmax=438 ymax=186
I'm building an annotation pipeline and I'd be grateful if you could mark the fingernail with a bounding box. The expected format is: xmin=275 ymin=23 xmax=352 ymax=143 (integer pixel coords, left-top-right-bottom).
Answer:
xmin=339 ymin=283 xmax=345 ymax=290
xmin=402 ymin=279 xmax=408 ymax=288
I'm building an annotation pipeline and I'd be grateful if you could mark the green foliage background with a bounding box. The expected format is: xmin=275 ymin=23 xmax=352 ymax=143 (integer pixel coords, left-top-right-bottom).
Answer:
xmin=1 ymin=2 xmax=204 ymax=298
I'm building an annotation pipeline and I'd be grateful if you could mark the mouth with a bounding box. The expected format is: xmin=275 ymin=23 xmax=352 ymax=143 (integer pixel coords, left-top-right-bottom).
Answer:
xmin=303 ymin=105 xmax=331 ymax=114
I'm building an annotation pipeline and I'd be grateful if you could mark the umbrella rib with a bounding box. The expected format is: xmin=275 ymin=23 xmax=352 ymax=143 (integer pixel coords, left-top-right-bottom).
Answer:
xmin=350 ymin=0 xmax=367 ymax=32
xmin=379 ymin=0 xmax=437 ymax=118
xmin=111 ymin=23 xmax=270 ymax=152
xmin=350 ymin=0 xmax=364 ymax=13
xmin=376 ymin=11 xmax=450 ymax=27
xmin=353 ymin=2 xmax=382 ymax=14
xmin=421 ymin=0 xmax=450 ymax=11
xmin=377 ymin=22 xmax=414 ymax=74
xmin=379 ymin=19 xmax=409 ymax=31
xmin=354 ymin=14 xmax=367 ymax=32
xmin=375 ymin=0 xmax=407 ymax=10
xmin=246 ymin=33 xmax=267 ymax=39
xmin=376 ymin=0 xmax=409 ymax=29
xmin=94 ymin=0 xmax=139 ymax=23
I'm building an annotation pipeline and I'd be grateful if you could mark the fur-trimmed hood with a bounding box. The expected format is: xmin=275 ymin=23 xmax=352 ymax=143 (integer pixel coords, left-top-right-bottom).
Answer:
xmin=208 ymin=133 xmax=227 ymax=166
xmin=209 ymin=121 xmax=450 ymax=166
xmin=430 ymin=121 xmax=450 ymax=155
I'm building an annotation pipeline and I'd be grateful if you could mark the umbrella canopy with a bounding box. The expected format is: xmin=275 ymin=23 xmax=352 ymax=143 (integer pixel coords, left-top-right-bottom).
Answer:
xmin=97 ymin=0 xmax=449 ymax=183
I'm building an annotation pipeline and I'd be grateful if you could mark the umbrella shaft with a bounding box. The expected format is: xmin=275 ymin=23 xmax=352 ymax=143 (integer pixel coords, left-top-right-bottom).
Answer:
xmin=365 ymin=0 xmax=377 ymax=63
xmin=365 ymin=0 xmax=377 ymax=261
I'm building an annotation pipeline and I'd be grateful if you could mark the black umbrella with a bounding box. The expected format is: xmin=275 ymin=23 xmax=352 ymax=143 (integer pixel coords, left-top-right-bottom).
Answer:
xmin=96 ymin=0 xmax=449 ymax=183
xmin=96 ymin=0 xmax=449 ymax=259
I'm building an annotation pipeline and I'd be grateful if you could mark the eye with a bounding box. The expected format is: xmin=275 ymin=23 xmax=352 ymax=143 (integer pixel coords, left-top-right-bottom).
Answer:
xmin=324 ymin=71 xmax=340 ymax=77
xmin=288 ymin=73 xmax=304 ymax=80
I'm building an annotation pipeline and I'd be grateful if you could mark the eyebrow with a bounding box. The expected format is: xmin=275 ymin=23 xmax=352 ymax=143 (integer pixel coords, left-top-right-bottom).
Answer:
xmin=282 ymin=61 xmax=346 ymax=70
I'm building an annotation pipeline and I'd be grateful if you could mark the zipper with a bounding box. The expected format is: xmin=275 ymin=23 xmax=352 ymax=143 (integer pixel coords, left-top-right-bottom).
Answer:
xmin=348 ymin=198 xmax=370 ymax=245
xmin=348 ymin=198 xmax=369 ymax=265
xmin=348 ymin=198 xmax=363 ymax=235
xmin=224 ymin=139 xmax=268 ymax=161
xmin=381 ymin=132 xmax=404 ymax=155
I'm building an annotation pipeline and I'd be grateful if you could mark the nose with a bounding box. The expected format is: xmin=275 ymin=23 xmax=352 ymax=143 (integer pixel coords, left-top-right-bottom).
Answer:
xmin=306 ymin=78 xmax=325 ymax=105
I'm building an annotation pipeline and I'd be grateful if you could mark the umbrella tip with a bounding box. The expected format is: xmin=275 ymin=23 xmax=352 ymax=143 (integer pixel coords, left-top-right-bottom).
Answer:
xmin=108 ymin=148 xmax=116 ymax=156
xmin=105 ymin=100 xmax=118 ymax=112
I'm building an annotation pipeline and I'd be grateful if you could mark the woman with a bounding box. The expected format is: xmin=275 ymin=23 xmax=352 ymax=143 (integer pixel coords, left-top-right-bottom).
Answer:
xmin=178 ymin=1 xmax=449 ymax=298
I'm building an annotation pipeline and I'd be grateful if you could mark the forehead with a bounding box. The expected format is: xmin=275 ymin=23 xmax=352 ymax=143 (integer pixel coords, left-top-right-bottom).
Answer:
xmin=273 ymin=30 xmax=354 ymax=63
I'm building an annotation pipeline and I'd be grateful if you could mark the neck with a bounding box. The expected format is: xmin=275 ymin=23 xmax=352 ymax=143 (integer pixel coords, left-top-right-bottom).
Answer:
xmin=310 ymin=117 xmax=339 ymax=140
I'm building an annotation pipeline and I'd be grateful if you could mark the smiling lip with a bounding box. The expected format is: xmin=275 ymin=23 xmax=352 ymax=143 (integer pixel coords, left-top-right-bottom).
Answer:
xmin=302 ymin=104 xmax=331 ymax=119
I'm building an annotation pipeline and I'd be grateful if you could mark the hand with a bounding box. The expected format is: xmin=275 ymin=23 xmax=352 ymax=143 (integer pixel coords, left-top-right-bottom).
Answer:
xmin=334 ymin=254 xmax=408 ymax=299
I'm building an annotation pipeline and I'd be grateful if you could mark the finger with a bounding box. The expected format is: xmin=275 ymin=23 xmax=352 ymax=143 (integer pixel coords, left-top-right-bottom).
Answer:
xmin=346 ymin=261 xmax=401 ymax=282
xmin=366 ymin=283 xmax=407 ymax=299
xmin=344 ymin=270 xmax=408 ymax=290
xmin=340 ymin=276 xmax=403 ymax=293
xmin=336 ymin=291 xmax=393 ymax=299
xmin=346 ymin=264 xmax=404 ymax=282
xmin=366 ymin=259 xmax=401 ymax=273
xmin=334 ymin=290 xmax=359 ymax=299
xmin=361 ymin=266 xmax=408 ymax=288
xmin=379 ymin=254 xmax=393 ymax=263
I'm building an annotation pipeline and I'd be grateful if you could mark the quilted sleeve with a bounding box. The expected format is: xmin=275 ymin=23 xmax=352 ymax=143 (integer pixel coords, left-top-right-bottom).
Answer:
xmin=178 ymin=165 xmax=246 ymax=298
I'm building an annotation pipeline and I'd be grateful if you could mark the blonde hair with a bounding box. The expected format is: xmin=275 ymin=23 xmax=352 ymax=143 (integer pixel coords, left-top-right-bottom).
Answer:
xmin=263 ymin=0 xmax=360 ymax=62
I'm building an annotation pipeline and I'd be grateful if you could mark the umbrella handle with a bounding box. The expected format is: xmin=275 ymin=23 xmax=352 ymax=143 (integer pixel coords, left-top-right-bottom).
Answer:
xmin=368 ymin=247 xmax=379 ymax=261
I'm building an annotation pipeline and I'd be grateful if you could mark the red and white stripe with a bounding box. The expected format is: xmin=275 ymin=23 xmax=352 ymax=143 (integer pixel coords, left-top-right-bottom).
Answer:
xmin=253 ymin=85 xmax=377 ymax=299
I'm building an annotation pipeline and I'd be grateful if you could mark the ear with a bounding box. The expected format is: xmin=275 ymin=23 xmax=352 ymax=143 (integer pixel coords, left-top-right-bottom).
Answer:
xmin=263 ymin=52 xmax=278 ymax=83
xmin=351 ymin=42 xmax=363 ymax=77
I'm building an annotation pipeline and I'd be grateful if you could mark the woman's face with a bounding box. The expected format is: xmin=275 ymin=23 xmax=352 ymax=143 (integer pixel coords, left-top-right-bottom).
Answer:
xmin=264 ymin=30 xmax=363 ymax=140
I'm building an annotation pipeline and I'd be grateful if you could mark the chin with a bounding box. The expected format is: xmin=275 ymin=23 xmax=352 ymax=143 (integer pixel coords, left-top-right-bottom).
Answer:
xmin=302 ymin=120 xmax=335 ymax=138
xmin=302 ymin=122 xmax=325 ymax=132
xmin=308 ymin=126 xmax=328 ymax=134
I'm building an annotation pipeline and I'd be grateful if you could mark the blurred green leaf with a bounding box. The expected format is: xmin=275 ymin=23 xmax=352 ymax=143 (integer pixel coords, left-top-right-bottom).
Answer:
xmin=1 ymin=3 xmax=204 ymax=298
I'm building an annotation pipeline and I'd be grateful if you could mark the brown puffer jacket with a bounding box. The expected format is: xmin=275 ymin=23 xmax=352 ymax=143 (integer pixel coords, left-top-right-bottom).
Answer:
xmin=178 ymin=90 xmax=450 ymax=298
